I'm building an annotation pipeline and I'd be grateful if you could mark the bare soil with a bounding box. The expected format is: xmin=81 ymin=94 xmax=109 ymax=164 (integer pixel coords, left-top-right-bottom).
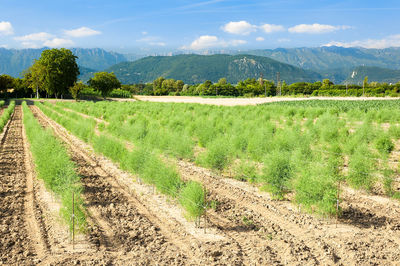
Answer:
xmin=176 ymin=160 xmax=400 ymax=265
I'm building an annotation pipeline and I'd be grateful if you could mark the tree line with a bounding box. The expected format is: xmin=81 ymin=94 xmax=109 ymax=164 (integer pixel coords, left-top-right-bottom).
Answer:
xmin=0 ymin=48 xmax=121 ymax=100
xmin=123 ymin=76 xmax=400 ymax=97
xmin=1 ymin=48 xmax=400 ymax=99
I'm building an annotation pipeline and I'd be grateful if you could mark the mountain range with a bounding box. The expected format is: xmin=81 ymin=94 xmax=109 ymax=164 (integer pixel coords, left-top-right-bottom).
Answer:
xmin=105 ymin=54 xmax=321 ymax=84
xmin=1 ymin=46 xmax=400 ymax=84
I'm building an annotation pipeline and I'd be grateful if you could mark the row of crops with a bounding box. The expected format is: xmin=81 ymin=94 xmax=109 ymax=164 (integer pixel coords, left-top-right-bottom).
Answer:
xmin=36 ymin=102 xmax=207 ymax=220
xmin=0 ymin=101 xmax=15 ymax=132
xmin=22 ymin=102 xmax=87 ymax=231
xmin=49 ymin=100 xmax=400 ymax=216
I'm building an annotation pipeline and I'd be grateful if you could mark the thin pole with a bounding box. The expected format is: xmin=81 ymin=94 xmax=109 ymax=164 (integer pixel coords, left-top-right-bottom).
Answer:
xmin=72 ymin=192 xmax=75 ymax=250
xmin=204 ymin=187 xmax=207 ymax=234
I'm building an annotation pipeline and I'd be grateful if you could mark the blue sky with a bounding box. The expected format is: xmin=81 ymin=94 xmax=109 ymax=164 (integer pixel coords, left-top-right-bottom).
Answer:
xmin=1 ymin=0 xmax=400 ymax=53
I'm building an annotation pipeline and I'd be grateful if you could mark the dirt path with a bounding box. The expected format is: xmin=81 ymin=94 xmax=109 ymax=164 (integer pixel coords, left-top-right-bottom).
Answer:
xmin=0 ymin=106 xmax=46 ymax=264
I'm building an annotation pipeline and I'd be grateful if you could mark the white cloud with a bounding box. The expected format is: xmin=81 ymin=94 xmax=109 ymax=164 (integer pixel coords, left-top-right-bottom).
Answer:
xmin=21 ymin=42 xmax=42 ymax=49
xmin=185 ymin=35 xmax=221 ymax=49
xmin=0 ymin=44 xmax=8 ymax=48
xmin=259 ymin=24 xmax=284 ymax=33
xmin=256 ymin=37 xmax=264 ymax=42
xmin=149 ymin=42 xmax=166 ymax=46
xmin=142 ymin=31 xmax=148 ymax=35
xmin=222 ymin=21 xmax=256 ymax=35
xmin=230 ymin=39 xmax=247 ymax=46
xmin=64 ymin=27 xmax=101 ymax=38
xmin=323 ymin=34 xmax=400 ymax=49
xmin=44 ymin=38 xmax=74 ymax=48
xmin=14 ymin=32 xmax=53 ymax=42
xmin=288 ymin=23 xmax=350 ymax=34
xmin=0 ymin=21 xmax=13 ymax=35
xmin=182 ymin=35 xmax=246 ymax=50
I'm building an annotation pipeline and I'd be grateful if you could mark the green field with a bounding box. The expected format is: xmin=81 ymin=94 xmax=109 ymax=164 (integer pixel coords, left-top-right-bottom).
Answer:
xmin=34 ymin=99 xmax=400 ymax=216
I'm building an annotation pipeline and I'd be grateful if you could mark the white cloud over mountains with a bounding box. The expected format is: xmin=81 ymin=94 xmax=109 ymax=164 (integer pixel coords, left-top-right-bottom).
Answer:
xmin=64 ymin=27 xmax=101 ymax=38
xmin=222 ymin=21 xmax=284 ymax=35
xmin=0 ymin=21 xmax=13 ymax=35
xmin=14 ymin=32 xmax=53 ymax=42
xmin=44 ymin=38 xmax=74 ymax=48
xmin=222 ymin=21 xmax=348 ymax=36
xmin=222 ymin=21 xmax=256 ymax=35
xmin=288 ymin=23 xmax=350 ymax=34
xmin=12 ymin=26 xmax=100 ymax=48
xmin=182 ymin=35 xmax=246 ymax=50
xmin=259 ymin=24 xmax=285 ymax=33
xmin=324 ymin=34 xmax=400 ymax=49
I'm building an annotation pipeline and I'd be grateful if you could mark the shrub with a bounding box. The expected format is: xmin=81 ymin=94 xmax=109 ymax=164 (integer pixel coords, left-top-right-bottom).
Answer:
xmin=179 ymin=181 xmax=206 ymax=220
xmin=375 ymin=134 xmax=394 ymax=154
xmin=347 ymin=145 xmax=375 ymax=190
xmin=260 ymin=151 xmax=292 ymax=199
xmin=197 ymin=138 xmax=232 ymax=170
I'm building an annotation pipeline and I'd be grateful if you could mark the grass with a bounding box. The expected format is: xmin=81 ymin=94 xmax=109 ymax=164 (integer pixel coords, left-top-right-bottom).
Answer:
xmin=22 ymin=102 xmax=86 ymax=232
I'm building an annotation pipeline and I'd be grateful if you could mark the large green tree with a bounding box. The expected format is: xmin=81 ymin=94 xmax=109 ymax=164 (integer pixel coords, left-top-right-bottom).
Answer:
xmin=88 ymin=72 xmax=121 ymax=98
xmin=38 ymin=48 xmax=79 ymax=98
xmin=24 ymin=49 xmax=79 ymax=98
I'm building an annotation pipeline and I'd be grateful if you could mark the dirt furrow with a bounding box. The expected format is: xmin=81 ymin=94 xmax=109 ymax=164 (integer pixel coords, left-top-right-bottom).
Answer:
xmin=0 ymin=106 xmax=45 ymax=264
xmin=31 ymin=105 xmax=193 ymax=264
xmin=177 ymin=161 xmax=347 ymax=265
xmin=31 ymin=105 xmax=249 ymax=265
xmin=178 ymin=160 xmax=400 ymax=264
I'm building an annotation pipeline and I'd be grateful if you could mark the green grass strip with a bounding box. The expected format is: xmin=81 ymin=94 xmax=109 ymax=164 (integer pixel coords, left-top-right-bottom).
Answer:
xmin=0 ymin=101 xmax=15 ymax=132
xmin=22 ymin=102 xmax=86 ymax=232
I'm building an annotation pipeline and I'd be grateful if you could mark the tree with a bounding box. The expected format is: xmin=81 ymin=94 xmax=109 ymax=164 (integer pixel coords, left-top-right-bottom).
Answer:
xmin=0 ymin=74 xmax=15 ymax=95
xmin=218 ymin=77 xmax=227 ymax=85
xmin=36 ymin=48 xmax=80 ymax=98
xmin=69 ymin=82 xmax=86 ymax=101
xmin=88 ymin=72 xmax=121 ymax=99
xmin=23 ymin=61 xmax=46 ymax=98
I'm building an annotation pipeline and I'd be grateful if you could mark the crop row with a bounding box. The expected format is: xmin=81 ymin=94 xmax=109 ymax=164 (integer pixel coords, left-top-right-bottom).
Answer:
xmin=0 ymin=101 xmax=15 ymax=133
xmin=36 ymin=101 xmax=207 ymax=220
xmin=53 ymin=100 xmax=400 ymax=215
xmin=22 ymin=102 xmax=86 ymax=231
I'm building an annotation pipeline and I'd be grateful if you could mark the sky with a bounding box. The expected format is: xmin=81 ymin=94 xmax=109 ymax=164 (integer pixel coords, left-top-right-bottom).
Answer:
xmin=1 ymin=0 xmax=400 ymax=54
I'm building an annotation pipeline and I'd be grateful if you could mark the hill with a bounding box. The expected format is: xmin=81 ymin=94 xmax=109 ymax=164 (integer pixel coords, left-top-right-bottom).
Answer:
xmin=344 ymin=66 xmax=400 ymax=84
xmin=243 ymin=46 xmax=400 ymax=83
xmin=244 ymin=46 xmax=400 ymax=71
xmin=105 ymin=54 xmax=322 ymax=84
xmin=0 ymin=47 xmax=128 ymax=77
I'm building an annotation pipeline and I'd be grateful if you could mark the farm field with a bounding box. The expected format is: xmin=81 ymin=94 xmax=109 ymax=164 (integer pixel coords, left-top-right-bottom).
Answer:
xmin=132 ymin=95 xmax=400 ymax=106
xmin=1 ymin=99 xmax=400 ymax=264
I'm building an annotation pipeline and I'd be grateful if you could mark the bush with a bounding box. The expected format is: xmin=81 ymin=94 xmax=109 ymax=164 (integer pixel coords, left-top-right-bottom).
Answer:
xmin=179 ymin=181 xmax=206 ymax=220
xmin=375 ymin=134 xmax=394 ymax=154
xmin=197 ymin=138 xmax=232 ymax=170
xmin=348 ymin=145 xmax=375 ymax=190
xmin=294 ymin=166 xmax=338 ymax=216
xmin=260 ymin=151 xmax=292 ymax=199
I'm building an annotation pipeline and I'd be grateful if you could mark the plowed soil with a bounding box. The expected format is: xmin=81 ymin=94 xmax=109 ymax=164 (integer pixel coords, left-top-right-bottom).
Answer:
xmin=2 ymin=103 xmax=400 ymax=265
